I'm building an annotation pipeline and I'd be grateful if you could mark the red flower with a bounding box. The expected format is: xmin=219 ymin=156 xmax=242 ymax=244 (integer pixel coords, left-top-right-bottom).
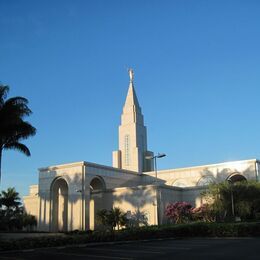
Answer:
xmin=165 ymin=202 xmax=193 ymax=224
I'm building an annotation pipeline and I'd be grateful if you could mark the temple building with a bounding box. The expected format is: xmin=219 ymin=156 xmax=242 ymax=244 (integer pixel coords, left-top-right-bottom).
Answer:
xmin=24 ymin=70 xmax=260 ymax=231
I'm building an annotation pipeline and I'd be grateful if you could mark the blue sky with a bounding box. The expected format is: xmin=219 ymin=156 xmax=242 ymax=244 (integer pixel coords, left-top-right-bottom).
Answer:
xmin=0 ymin=0 xmax=260 ymax=197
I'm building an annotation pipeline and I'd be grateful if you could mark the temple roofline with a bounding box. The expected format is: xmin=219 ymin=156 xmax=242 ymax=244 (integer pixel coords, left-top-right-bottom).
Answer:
xmin=38 ymin=160 xmax=141 ymax=176
xmin=144 ymin=158 xmax=260 ymax=175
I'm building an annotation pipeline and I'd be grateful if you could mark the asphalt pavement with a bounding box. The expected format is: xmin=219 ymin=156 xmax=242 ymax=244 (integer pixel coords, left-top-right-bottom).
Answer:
xmin=0 ymin=238 xmax=260 ymax=259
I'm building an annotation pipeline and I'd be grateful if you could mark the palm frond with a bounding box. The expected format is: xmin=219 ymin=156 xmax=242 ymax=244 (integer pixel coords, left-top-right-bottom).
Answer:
xmin=0 ymin=97 xmax=32 ymax=120
xmin=0 ymin=85 xmax=9 ymax=105
xmin=2 ymin=121 xmax=36 ymax=142
xmin=3 ymin=142 xmax=31 ymax=156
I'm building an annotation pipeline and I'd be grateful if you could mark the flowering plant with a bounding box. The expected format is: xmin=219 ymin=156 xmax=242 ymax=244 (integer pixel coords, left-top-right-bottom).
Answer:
xmin=165 ymin=202 xmax=193 ymax=224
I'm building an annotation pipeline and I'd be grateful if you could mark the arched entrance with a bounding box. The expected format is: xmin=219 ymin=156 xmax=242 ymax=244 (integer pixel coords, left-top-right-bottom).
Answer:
xmin=51 ymin=178 xmax=68 ymax=232
xmin=89 ymin=176 xmax=106 ymax=230
xmin=227 ymin=173 xmax=247 ymax=184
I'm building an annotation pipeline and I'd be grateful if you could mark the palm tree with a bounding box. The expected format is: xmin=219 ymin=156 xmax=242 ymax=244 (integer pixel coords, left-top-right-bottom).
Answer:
xmin=0 ymin=187 xmax=21 ymax=211
xmin=108 ymin=207 xmax=128 ymax=230
xmin=0 ymin=84 xmax=36 ymax=182
xmin=96 ymin=208 xmax=128 ymax=231
xmin=0 ymin=187 xmax=24 ymax=231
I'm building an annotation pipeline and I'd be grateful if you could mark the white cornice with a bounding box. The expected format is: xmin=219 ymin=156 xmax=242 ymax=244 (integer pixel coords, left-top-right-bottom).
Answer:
xmin=38 ymin=161 xmax=85 ymax=172
xmin=39 ymin=158 xmax=259 ymax=175
xmin=39 ymin=161 xmax=140 ymax=176
xmin=84 ymin=161 xmax=140 ymax=175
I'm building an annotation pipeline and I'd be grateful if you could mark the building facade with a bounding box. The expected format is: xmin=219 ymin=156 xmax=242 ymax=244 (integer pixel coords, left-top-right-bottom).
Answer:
xmin=24 ymin=70 xmax=260 ymax=231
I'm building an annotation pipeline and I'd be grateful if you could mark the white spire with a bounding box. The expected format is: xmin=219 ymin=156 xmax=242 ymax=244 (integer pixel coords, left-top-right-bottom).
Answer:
xmin=124 ymin=82 xmax=141 ymax=110
xmin=112 ymin=69 xmax=154 ymax=173
xmin=123 ymin=68 xmax=141 ymax=113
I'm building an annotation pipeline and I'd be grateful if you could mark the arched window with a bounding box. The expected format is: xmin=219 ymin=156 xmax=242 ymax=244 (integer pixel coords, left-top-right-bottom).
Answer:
xmin=125 ymin=135 xmax=130 ymax=166
xmin=227 ymin=173 xmax=247 ymax=183
xmin=197 ymin=176 xmax=215 ymax=186
xmin=90 ymin=176 xmax=106 ymax=191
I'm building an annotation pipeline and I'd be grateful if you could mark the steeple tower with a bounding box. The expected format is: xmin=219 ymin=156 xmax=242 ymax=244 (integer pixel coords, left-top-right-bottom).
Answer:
xmin=112 ymin=69 xmax=154 ymax=173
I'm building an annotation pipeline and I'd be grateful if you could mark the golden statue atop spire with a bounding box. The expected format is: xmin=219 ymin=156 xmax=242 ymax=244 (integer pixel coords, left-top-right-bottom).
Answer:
xmin=128 ymin=68 xmax=134 ymax=83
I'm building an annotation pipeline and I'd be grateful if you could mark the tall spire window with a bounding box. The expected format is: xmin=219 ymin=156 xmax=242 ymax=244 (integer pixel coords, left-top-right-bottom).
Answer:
xmin=125 ymin=135 xmax=130 ymax=166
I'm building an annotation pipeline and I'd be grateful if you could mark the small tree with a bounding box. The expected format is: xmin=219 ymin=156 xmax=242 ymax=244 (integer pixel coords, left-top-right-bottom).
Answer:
xmin=201 ymin=181 xmax=260 ymax=221
xmin=96 ymin=209 xmax=109 ymax=230
xmin=107 ymin=207 xmax=128 ymax=230
xmin=202 ymin=182 xmax=233 ymax=221
xmin=165 ymin=202 xmax=193 ymax=224
xmin=22 ymin=213 xmax=37 ymax=231
xmin=235 ymin=201 xmax=251 ymax=219
xmin=191 ymin=204 xmax=215 ymax=222
xmin=126 ymin=210 xmax=148 ymax=228
xmin=96 ymin=207 xmax=128 ymax=231
xmin=0 ymin=187 xmax=37 ymax=231
xmin=0 ymin=187 xmax=21 ymax=214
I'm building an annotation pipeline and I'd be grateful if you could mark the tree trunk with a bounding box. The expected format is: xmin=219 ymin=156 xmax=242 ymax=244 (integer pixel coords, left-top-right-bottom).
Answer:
xmin=0 ymin=149 xmax=2 ymax=184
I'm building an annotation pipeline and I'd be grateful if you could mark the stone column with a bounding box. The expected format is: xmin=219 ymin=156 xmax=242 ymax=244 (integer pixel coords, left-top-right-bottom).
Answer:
xmin=84 ymin=190 xmax=90 ymax=230
xmin=83 ymin=165 xmax=90 ymax=230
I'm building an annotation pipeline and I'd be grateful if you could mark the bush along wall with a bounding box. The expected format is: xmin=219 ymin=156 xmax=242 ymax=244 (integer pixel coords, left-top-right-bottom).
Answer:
xmin=1 ymin=222 xmax=260 ymax=251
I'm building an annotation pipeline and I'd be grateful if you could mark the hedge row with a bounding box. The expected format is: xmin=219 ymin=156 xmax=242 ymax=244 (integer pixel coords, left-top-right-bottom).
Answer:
xmin=1 ymin=222 xmax=260 ymax=251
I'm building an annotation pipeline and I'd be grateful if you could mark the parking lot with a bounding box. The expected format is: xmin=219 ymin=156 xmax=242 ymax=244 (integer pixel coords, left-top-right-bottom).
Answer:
xmin=0 ymin=238 xmax=260 ymax=260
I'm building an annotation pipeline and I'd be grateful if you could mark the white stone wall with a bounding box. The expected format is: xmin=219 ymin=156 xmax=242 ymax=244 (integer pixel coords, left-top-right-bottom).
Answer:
xmin=112 ymin=185 xmax=158 ymax=225
xmin=89 ymin=184 xmax=206 ymax=227
xmin=25 ymin=161 xmax=145 ymax=231
xmin=85 ymin=163 xmax=143 ymax=189
xmin=158 ymin=186 xmax=182 ymax=224
xmin=23 ymin=159 xmax=259 ymax=231
xmin=23 ymin=185 xmax=39 ymax=220
xmin=91 ymin=185 xmax=158 ymax=227
xmin=37 ymin=162 xmax=84 ymax=231
xmin=145 ymin=159 xmax=258 ymax=188
xmin=158 ymin=185 xmax=206 ymax=224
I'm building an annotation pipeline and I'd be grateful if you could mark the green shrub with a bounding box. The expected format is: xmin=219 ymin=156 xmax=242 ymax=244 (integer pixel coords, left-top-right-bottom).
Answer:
xmin=202 ymin=181 xmax=260 ymax=221
xmin=1 ymin=222 xmax=260 ymax=251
